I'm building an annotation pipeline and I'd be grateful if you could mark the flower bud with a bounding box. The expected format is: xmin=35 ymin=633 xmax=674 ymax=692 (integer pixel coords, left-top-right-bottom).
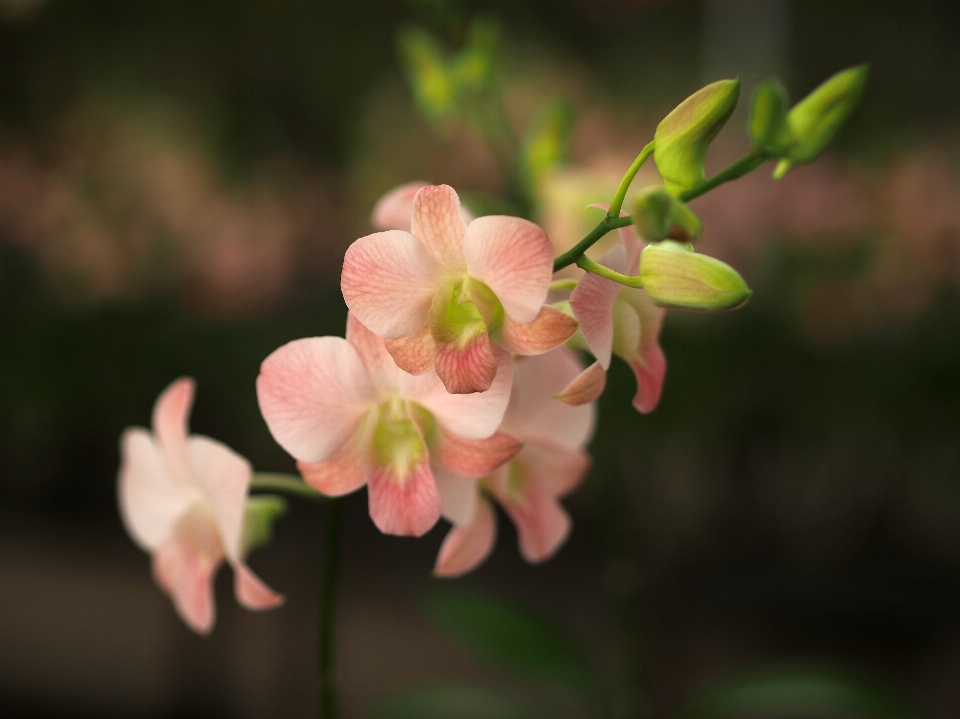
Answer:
xmin=639 ymin=241 xmax=751 ymax=311
xmin=749 ymin=79 xmax=792 ymax=153
xmin=632 ymin=186 xmax=702 ymax=243
xmin=654 ymin=78 xmax=740 ymax=196
xmin=773 ymin=64 xmax=868 ymax=179
xmin=242 ymin=495 xmax=288 ymax=555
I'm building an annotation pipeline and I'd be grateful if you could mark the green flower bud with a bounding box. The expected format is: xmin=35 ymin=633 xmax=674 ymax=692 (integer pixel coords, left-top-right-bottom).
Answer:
xmin=398 ymin=28 xmax=456 ymax=123
xmin=242 ymin=494 xmax=288 ymax=555
xmin=639 ymin=241 xmax=752 ymax=311
xmin=749 ymin=79 xmax=792 ymax=153
xmin=654 ymin=78 xmax=741 ymax=196
xmin=773 ymin=64 xmax=868 ymax=179
xmin=632 ymin=186 xmax=702 ymax=243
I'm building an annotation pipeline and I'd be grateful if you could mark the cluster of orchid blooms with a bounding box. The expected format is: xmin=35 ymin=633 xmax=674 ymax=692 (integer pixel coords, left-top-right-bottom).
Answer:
xmin=117 ymin=65 xmax=867 ymax=634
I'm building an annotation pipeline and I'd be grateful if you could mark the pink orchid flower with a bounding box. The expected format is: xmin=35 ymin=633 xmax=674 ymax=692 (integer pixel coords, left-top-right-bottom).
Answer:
xmin=257 ymin=313 xmax=519 ymax=537
xmin=433 ymin=347 xmax=595 ymax=577
xmin=560 ymin=217 xmax=667 ymax=413
xmin=118 ymin=378 xmax=284 ymax=635
xmin=342 ymin=183 xmax=577 ymax=395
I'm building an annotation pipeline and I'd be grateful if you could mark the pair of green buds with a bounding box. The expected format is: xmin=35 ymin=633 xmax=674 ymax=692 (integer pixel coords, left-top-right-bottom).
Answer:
xmin=627 ymin=65 xmax=868 ymax=312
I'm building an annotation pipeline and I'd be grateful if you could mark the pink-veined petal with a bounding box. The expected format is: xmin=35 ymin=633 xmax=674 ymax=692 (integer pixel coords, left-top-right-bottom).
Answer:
xmin=495 ymin=479 xmax=571 ymax=564
xmin=413 ymin=345 xmax=513 ymax=440
xmin=341 ymin=230 xmax=442 ymax=339
xmin=611 ymin=298 xmax=642 ymax=362
xmin=297 ymin=415 xmax=371 ymax=496
xmin=503 ymin=349 xmax=595 ymax=450
xmin=630 ymin=342 xmax=667 ymax=414
xmin=434 ymin=497 xmax=497 ymax=577
xmin=257 ymin=337 xmax=377 ymax=463
xmin=434 ymin=329 xmax=498 ymax=394
xmin=495 ymin=305 xmax=578 ymax=356
xmin=520 ymin=441 xmax=591 ymax=498
xmin=410 ymin=184 xmax=468 ymax=271
xmin=464 ymin=215 xmax=553 ymax=325
xmin=621 ymin=287 xmax=666 ymax=348
xmin=367 ymin=458 xmax=441 ymax=537
xmin=384 ymin=324 xmax=436 ymax=375
xmin=187 ymin=436 xmax=253 ymax=562
xmin=151 ymin=507 xmax=224 ymax=635
xmin=434 ymin=464 xmax=479 ymax=526
xmin=152 ymin=377 xmax=194 ymax=481
xmin=232 ymin=562 xmax=285 ymax=611
xmin=346 ymin=313 xmax=420 ymax=394
xmin=371 ymin=181 xmax=428 ymax=231
xmin=118 ymin=428 xmax=197 ymax=551
xmin=569 ymin=245 xmax=629 ymax=369
xmin=556 ymin=361 xmax=607 ymax=407
xmin=432 ymin=428 xmax=522 ymax=478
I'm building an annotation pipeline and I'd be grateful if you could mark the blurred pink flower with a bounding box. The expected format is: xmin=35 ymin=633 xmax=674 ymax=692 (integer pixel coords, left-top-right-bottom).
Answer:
xmin=342 ymin=184 xmax=576 ymax=394
xmin=118 ymin=378 xmax=284 ymax=635
xmin=257 ymin=314 xmax=519 ymax=537
xmin=434 ymin=348 xmax=595 ymax=577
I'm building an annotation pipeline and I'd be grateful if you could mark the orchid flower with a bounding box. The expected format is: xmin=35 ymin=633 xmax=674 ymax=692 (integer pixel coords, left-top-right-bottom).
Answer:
xmin=433 ymin=347 xmax=595 ymax=577
xmin=118 ymin=378 xmax=284 ymax=635
xmin=257 ymin=313 xmax=519 ymax=537
xmin=559 ymin=216 xmax=667 ymax=413
xmin=342 ymin=183 xmax=577 ymax=394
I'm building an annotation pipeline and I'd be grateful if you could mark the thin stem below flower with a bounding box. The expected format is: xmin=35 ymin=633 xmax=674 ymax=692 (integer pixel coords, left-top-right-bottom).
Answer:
xmin=319 ymin=498 xmax=343 ymax=719
xmin=608 ymin=141 xmax=655 ymax=218
xmin=576 ymin=255 xmax=643 ymax=289
xmin=250 ymin=473 xmax=327 ymax=501
xmin=548 ymin=278 xmax=579 ymax=292
xmin=678 ymin=148 xmax=770 ymax=203
xmin=553 ymin=215 xmax=633 ymax=272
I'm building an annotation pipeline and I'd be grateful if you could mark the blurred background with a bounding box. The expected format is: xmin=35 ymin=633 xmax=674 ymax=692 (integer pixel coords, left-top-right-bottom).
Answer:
xmin=3 ymin=1 xmax=960 ymax=717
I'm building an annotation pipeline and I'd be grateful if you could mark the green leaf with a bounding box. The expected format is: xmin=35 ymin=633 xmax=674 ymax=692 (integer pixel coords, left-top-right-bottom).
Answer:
xmin=748 ymin=80 xmax=792 ymax=153
xmin=426 ymin=589 xmax=596 ymax=691
xmin=654 ymin=78 xmax=740 ymax=196
xmin=632 ymin=186 xmax=701 ymax=243
xmin=398 ymin=27 xmax=457 ymax=123
xmin=774 ymin=64 xmax=869 ymax=179
xmin=453 ymin=18 xmax=499 ymax=93
xmin=639 ymin=241 xmax=751 ymax=311
xmin=677 ymin=668 xmax=932 ymax=719
xmin=520 ymin=97 xmax=576 ymax=194
xmin=241 ymin=494 xmax=288 ymax=555
xmin=371 ymin=686 xmax=542 ymax=719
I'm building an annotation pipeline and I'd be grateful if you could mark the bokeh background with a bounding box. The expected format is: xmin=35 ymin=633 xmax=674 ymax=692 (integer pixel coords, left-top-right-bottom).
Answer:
xmin=4 ymin=1 xmax=960 ymax=717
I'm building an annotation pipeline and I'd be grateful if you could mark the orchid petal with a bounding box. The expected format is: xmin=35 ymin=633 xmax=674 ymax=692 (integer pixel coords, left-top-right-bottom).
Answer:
xmin=384 ymin=324 xmax=436 ymax=375
xmin=431 ymin=429 xmax=522 ymax=478
xmin=346 ymin=313 xmax=420 ymax=394
xmin=257 ymin=337 xmax=377 ymax=463
xmin=297 ymin=416 xmax=371 ymax=496
xmin=411 ymin=184 xmax=468 ymax=271
xmin=556 ymin=361 xmax=607 ymax=407
xmin=630 ymin=342 xmax=668 ymax=414
xmin=503 ymin=349 xmax=595 ymax=450
xmin=435 ymin=329 xmax=498 ymax=394
xmin=588 ymin=202 xmax=642 ymax=272
xmin=371 ymin=181 xmax=428 ymax=231
xmin=493 ymin=475 xmax=571 ymax=564
xmin=569 ymin=245 xmax=628 ymax=369
xmin=434 ymin=465 xmax=479 ymax=526
xmin=187 ymin=436 xmax=253 ymax=562
xmin=152 ymin=377 xmax=194 ymax=480
xmin=118 ymin=428 xmax=197 ymax=551
xmin=434 ymin=497 xmax=496 ymax=577
xmin=367 ymin=457 xmax=441 ymax=537
xmin=232 ymin=562 xmax=285 ymax=611
xmin=495 ymin=305 xmax=577 ymax=356
xmin=341 ymin=230 xmax=442 ymax=339
xmin=464 ymin=215 xmax=553 ymax=325
xmin=611 ymin=298 xmax=642 ymax=362
xmin=414 ymin=345 xmax=513 ymax=440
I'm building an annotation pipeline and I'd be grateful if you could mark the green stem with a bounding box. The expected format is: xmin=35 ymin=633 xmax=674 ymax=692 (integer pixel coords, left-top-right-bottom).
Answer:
xmin=319 ymin=498 xmax=343 ymax=719
xmin=548 ymin=278 xmax=579 ymax=292
xmin=250 ymin=473 xmax=327 ymax=501
xmin=608 ymin=141 xmax=654 ymax=218
xmin=678 ymin=148 xmax=769 ymax=203
xmin=576 ymin=255 xmax=643 ymax=289
xmin=553 ymin=215 xmax=633 ymax=272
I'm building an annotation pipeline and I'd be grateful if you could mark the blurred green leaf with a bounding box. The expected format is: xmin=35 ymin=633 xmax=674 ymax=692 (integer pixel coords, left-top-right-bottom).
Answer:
xmin=398 ymin=27 xmax=457 ymax=123
xmin=242 ymin=494 xmax=288 ymax=555
xmin=371 ymin=685 xmax=542 ymax=719
xmin=748 ymin=79 xmax=792 ymax=154
xmin=427 ymin=589 xmax=596 ymax=691
xmin=678 ymin=668 xmax=931 ymax=719
xmin=453 ymin=18 xmax=499 ymax=93
xmin=520 ymin=97 xmax=576 ymax=196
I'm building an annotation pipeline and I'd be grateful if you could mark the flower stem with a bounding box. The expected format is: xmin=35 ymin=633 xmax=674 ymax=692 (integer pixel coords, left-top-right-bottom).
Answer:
xmin=553 ymin=215 xmax=633 ymax=272
xmin=319 ymin=497 xmax=343 ymax=719
xmin=608 ymin=141 xmax=654 ymax=218
xmin=678 ymin=148 xmax=769 ymax=203
xmin=250 ymin=473 xmax=327 ymax=501
xmin=576 ymin=255 xmax=643 ymax=289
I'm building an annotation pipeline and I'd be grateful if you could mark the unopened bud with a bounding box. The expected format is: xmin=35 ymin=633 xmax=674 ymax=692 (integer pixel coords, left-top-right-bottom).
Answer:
xmin=749 ymin=80 xmax=792 ymax=153
xmin=639 ymin=241 xmax=751 ymax=311
xmin=654 ymin=78 xmax=740 ymax=196
xmin=632 ymin=187 xmax=702 ymax=243
xmin=774 ymin=64 xmax=868 ymax=179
